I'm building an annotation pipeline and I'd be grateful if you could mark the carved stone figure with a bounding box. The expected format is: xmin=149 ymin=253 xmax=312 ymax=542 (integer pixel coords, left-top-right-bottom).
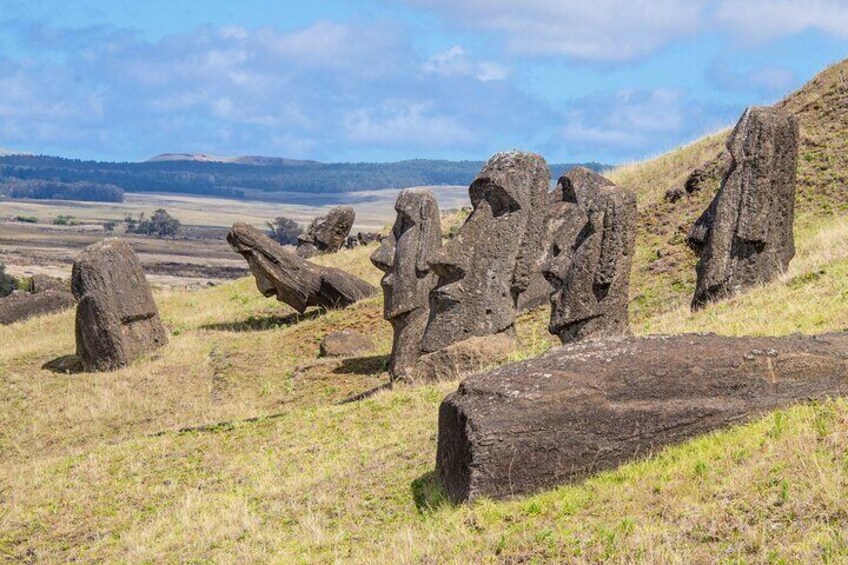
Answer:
xmin=228 ymin=223 xmax=376 ymax=313
xmin=690 ymin=106 xmax=799 ymax=310
xmin=420 ymin=151 xmax=550 ymax=354
xmin=543 ymin=167 xmax=637 ymax=343
xmin=296 ymin=206 xmax=356 ymax=258
xmin=370 ymin=189 xmax=442 ymax=381
xmin=72 ymin=239 xmax=168 ymax=371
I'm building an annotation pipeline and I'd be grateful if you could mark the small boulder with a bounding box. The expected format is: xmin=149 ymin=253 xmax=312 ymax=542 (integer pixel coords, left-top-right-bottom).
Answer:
xmin=415 ymin=333 xmax=516 ymax=383
xmin=319 ymin=330 xmax=375 ymax=357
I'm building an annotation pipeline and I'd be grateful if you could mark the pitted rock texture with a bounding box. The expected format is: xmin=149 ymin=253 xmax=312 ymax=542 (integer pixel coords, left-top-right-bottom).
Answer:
xmin=319 ymin=330 xmax=375 ymax=357
xmin=437 ymin=332 xmax=848 ymax=503
xmin=370 ymin=189 xmax=442 ymax=381
xmin=72 ymin=239 xmax=168 ymax=372
xmin=543 ymin=167 xmax=637 ymax=343
xmin=415 ymin=333 xmax=516 ymax=383
xmin=690 ymin=106 xmax=799 ymax=310
xmin=296 ymin=206 xmax=356 ymax=258
xmin=228 ymin=223 xmax=376 ymax=313
xmin=422 ymin=151 xmax=550 ymax=353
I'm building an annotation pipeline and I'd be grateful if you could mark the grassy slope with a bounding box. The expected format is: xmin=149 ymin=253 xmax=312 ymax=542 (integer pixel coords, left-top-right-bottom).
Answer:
xmin=4 ymin=61 xmax=848 ymax=563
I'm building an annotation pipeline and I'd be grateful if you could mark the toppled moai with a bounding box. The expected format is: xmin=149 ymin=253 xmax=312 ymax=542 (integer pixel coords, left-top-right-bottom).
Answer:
xmin=228 ymin=223 xmax=376 ymax=313
xmin=420 ymin=151 xmax=550 ymax=360
xmin=370 ymin=189 xmax=442 ymax=381
xmin=690 ymin=106 xmax=799 ymax=310
xmin=437 ymin=332 xmax=848 ymax=503
xmin=543 ymin=167 xmax=637 ymax=343
xmin=72 ymin=239 xmax=169 ymax=371
xmin=0 ymin=274 xmax=75 ymax=325
xmin=296 ymin=206 xmax=356 ymax=258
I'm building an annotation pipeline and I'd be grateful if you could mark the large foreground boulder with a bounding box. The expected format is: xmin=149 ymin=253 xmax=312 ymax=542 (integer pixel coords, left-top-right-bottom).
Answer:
xmin=228 ymin=223 xmax=376 ymax=312
xmin=296 ymin=206 xmax=356 ymax=258
xmin=690 ymin=106 xmax=799 ymax=309
xmin=437 ymin=332 xmax=848 ymax=503
xmin=72 ymin=239 xmax=169 ymax=371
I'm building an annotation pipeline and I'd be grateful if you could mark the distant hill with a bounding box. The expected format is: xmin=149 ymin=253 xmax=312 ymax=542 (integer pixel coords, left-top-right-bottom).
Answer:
xmin=147 ymin=153 xmax=320 ymax=167
xmin=0 ymin=153 xmax=609 ymax=204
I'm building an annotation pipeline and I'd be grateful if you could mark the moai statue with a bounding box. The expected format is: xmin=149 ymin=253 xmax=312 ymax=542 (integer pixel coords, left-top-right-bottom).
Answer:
xmin=421 ymin=151 xmax=550 ymax=355
xmin=689 ymin=106 xmax=799 ymax=310
xmin=543 ymin=168 xmax=637 ymax=343
xmin=296 ymin=206 xmax=356 ymax=258
xmin=72 ymin=239 xmax=169 ymax=371
xmin=370 ymin=189 xmax=442 ymax=381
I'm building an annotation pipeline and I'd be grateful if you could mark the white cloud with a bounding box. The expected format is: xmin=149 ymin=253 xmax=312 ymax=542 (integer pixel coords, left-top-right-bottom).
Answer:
xmin=344 ymin=101 xmax=474 ymax=146
xmin=423 ymin=46 xmax=510 ymax=81
xmin=714 ymin=0 xmax=848 ymax=41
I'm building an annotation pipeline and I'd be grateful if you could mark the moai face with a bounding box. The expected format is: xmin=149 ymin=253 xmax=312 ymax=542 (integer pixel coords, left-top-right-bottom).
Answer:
xmin=543 ymin=169 xmax=636 ymax=343
xmin=421 ymin=152 xmax=549 ymax=353
xmin=370 ymin=189 xmax=442 ymax=320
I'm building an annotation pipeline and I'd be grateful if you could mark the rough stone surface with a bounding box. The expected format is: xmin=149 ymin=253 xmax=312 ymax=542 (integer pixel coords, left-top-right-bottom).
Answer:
xmin=437 ymin=332 xmax=848 ymax=503
xmin=228 ymin=223 xmax=376 ymax=313
xmin=319 ymin=330 xmax=375 ymax=357
xmin=0 ymin=289 xmax=75 ymax=325
xmin=685 ymin=151 xmax=732 ymax=195
xmin=690 ymin=106 xmax=799 ymax=310
xmin=415 ymin=333 xmax=516 ymax=383
xmin=72 ymin=239 xmax=168 ymax=371
xmin=370 ymin=189 xmax=442 ymax=381
xmin=543 ymin=167 xmax=637 ymax=343
xmin=296 ymin=206 xmax=356 ymax=258
xmin=30 ymin=274 xmax=67 ymax=294
xmin=422 ymin=151 xmax=550 ymax=353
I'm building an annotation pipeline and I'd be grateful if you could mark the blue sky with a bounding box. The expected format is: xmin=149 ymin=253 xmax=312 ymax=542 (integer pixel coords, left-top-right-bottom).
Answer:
xmin=1 ymin=1 xmax=847 ymax=164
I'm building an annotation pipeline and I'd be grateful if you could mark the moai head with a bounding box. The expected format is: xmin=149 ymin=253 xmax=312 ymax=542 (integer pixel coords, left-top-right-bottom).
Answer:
xmin=543 ymin=168 xmax=636 ymax=343
xmin=370 ymin=189 xmax=442 ymax=320
xmin=420 ymin=151 xmax=550 ymax=352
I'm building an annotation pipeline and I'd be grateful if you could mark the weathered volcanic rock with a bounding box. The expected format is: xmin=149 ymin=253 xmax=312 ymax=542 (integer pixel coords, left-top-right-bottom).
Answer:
xmin=415 ymin=333 xmax=517 ymax=382
xmin=422 ymin=151 xmax=551 ymax=353
xmin=543 ymin=167 xmax=637 ymax=343
xmin=72 ymin=239 xmax=168 ymax=371
xmin=228 ymin=223 xmax=376 ymax=312
xmin=437 ymin=332 xmax=848 ymax=503
xmin=296 ymin=206 xmax=356 ymax=258
xmin=29 ymin=274 xmax=68 ymax=294
xmin=319 ymin=329 xmax=375 ymax=357
xmin=0 ymin=289 xmax=75 ymax=325
xmin=684 ymin=151 xmax=732 ymax=196
xmin=690 ymin=106 xmax=799 ymax=310
xmin=370 ymin=189 xmax=442 ymax=381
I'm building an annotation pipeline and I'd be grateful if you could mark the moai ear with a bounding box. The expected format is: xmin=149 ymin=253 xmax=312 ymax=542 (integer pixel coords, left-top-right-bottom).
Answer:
xmin=415 ymin=196 xmax=441 ymax=275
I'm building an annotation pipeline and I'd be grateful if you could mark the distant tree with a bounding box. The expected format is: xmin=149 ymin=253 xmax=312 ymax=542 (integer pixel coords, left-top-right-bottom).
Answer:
xmin=103 ymin=221 xmax=117 ymax=234
xmin=126 ymin=209 xmax=181 ymax=238
xmin=267 ymin=216 xmax=302 ymax=245
xmin=0 ymin=263 xmax=17 ymax=298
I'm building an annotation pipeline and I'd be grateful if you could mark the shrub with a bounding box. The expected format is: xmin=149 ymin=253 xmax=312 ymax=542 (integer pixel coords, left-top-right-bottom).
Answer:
xmin=52 ymin=215 xmax=77 ymax=226
xmin=126 ymin=209 xmax=181 ymax=238
xmin=14 ymin=215 xmax=38 ymax=223
xmin=0 ymin=263 xmax=17 ymax=298
xmin=267 ymin=216 xmax=303 ymax=245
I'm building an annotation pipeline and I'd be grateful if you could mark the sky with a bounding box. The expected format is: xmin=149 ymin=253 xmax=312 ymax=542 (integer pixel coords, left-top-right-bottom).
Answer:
xmin=0 ymin=1 xmax=847 ymax=164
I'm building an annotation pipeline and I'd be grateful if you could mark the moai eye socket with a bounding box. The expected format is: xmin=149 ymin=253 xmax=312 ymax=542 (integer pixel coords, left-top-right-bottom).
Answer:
xmin=470 ymin=180 xmax=521 ymax=218
xmin=552 ymin=243 xmax=562 ymax=258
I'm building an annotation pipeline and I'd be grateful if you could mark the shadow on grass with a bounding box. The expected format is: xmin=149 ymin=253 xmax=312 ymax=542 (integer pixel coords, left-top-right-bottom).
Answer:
xmin=332 ymin=354 xmax=389 ymax=375
xmin=411 ymin=471 xmax=451 ymax=513
xmin=201 ymin=308 xmax=325 ymax=332
xmin=42 ymin=354 xmax=84 ymax=374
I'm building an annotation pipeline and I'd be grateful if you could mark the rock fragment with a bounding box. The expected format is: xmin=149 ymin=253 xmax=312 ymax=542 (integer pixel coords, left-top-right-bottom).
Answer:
xmin=296 ymin=206 xmax=355 ymax=258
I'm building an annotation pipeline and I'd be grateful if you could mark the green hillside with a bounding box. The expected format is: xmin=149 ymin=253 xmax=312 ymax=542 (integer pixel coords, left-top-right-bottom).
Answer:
xmin=3 ymin=61 xmax=848 ymax=563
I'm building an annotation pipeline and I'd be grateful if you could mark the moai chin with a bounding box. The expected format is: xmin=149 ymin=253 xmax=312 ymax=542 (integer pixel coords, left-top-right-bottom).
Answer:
xmin=420 ymin=151 xmax=550 ymax=353
xmin=543 ymin=167 xmax=637 ymax=343
xmin=370 ymin=189 xmax=442 ymax=381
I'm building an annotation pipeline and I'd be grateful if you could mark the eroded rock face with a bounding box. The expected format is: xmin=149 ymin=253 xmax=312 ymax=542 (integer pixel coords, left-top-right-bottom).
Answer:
xmin=296 ymin=206 xmax=356 ymax=258
xmin=228 ymin=223 xmax=376 ymax=313
xmin=421 ymin=151 xmax=550 ymax=353
xmin=437 ymin=332 xmax=848 ymax=503
xmin=72 ymin=239 xmax=168 ymax=371
xmin=370 ymin=189 xmax=442 ymax=381
xmin=691 ymin=106 xmax=799 ymax=310
xmin=543 ymin=167 xmax=637 ymax=343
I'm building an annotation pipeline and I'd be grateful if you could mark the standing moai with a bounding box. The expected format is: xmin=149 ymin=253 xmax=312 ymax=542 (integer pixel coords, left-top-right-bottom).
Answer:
xmin=690 ymin=106 xmax=799 ymax=310
xmin=416 ymin=152 xmax=550 ymax=379
xmin=72 ymin=239 xmax=169 ymax=371
xmin=543 ymin=167 xmax=637 ymax=343
xmin=296 ymin=205 xmax=356 ymax=258
xmin=370 ymin=189 xmax=442 ymax=382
